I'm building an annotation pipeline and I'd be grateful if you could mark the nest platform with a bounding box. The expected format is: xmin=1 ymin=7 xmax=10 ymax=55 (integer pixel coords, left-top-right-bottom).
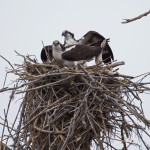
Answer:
xmin=1 ymin=53 xmax=150 ymax=150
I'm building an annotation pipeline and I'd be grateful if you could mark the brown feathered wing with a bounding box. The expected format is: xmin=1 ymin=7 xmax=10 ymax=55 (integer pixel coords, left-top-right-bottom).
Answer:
xmin=77 ymin=31 xmax=114 ymax=63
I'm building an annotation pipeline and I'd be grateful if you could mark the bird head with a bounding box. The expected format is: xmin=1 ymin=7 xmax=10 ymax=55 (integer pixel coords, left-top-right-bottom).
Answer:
xmin=53 ymin=40 xmax=60 ymax=47
xmin=52 ymin=40 xmax=65 ymax=52
xmin=62 ymin=30 xmax=74 ymax=38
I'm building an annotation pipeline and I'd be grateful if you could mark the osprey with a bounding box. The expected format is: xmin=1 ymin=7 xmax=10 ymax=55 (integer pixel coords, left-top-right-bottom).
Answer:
xmin=62 ymin=30 xmax=114 ymax=63
xmin=52 ymin=40 xmax=108 ymax=67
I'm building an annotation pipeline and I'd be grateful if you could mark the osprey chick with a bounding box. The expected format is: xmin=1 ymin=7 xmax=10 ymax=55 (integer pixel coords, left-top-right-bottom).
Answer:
xmin=52 ymin=40 xmax=78 ymax=67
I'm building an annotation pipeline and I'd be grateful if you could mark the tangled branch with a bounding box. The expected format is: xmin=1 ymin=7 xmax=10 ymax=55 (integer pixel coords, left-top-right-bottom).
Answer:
xmin=0 ymin=53 xmax=150 ymax=150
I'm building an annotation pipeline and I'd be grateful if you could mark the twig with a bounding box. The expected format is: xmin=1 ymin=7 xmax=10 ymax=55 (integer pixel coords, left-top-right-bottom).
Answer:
xmin=15 ymin=75 xmax=75 ymax=94
xmin=5 ymin=99 xmax=24 ymax=146
xmin=0 ymin=122 xmax=17 ymax=131
xmin=42 ymin=41 xmax=51 ymax=63
xmin=2 ymin=72 xmax=8 ymax=89
xmin=14 ymin=50 xmax=24 ymax=58
xmin=0 ymin=89 xmax=14 ymax=150
xmin=122 ymin=10 xmax=150 ymax=24
xmin=134 ymin=71 xmax=150 ymax=79
xmin=0 ymin=55 xmax=14 ymax=69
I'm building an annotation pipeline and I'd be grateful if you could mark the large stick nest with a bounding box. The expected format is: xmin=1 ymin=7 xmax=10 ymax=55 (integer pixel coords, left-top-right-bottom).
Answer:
xmin=1 ymin=53 xmax=150 ymax=150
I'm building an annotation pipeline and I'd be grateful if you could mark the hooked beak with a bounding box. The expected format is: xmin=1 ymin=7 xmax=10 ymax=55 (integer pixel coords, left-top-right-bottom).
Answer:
xmin=62 ymin=32 xmax=66 ymax=36
xmin=54 ymin=43 xmax=59 ymax=46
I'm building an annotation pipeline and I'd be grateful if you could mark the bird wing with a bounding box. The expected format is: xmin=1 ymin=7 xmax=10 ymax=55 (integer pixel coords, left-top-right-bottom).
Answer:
xmin=40 ymin=45 xmax=53 ymax=62
xmin=77 ymin=31 xmax=114 ymax=63
xmin=77 ymin=31 xmax=105 ymax=45
xmin=62 ymin=44 xmax=103 ymax=61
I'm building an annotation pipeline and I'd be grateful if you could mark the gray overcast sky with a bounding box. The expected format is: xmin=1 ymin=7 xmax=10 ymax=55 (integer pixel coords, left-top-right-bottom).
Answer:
xmin=0 ymin=1 xmax=150 ymax=149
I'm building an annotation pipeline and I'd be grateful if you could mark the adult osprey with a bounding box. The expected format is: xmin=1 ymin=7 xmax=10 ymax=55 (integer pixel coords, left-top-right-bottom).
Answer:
xmin=52 ymin=40 xmax=108 ymax=67
xmin=62 ymin=30 xmax=114 ymax=63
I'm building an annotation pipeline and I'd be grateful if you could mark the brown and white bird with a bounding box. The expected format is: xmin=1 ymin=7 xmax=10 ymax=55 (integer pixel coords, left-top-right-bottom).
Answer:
xmin=52 ymin=40 xmax=108 ymax=67
xmin=40 ymin=30 xmax=114 ymax=64
xmin=62 ymin=30 xmax=114 ymax=63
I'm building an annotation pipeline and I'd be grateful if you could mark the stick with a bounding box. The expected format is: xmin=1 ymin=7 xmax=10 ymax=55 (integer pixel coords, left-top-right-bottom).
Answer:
xmin=42 ymin=41 xmax=51 ymax=63
xmin=2 ymin=72 xmax=7 ymax=89
xmin=15 ymin=75 xmax=75 ymax=94
xmin=122 ymin=10 xmax=150 ymax=24
xmin=0 ymin=55 xmax=14 ymax=69
xmin=0 ymin=89 xmax=14 ymax=150
xmin=134 ymin=71 xmax=150 ymax=79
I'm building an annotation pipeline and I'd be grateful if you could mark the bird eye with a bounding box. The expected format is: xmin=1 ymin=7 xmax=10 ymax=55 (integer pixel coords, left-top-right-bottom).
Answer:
xmin=65 ymin=31 xmax=68 ymax=33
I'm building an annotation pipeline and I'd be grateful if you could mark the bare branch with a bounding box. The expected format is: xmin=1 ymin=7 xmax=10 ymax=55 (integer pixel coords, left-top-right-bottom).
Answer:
xmin=122 ymin=10 xmax=150 ymax=24
xmin=0 ymin=55 xmax=14 ymax=69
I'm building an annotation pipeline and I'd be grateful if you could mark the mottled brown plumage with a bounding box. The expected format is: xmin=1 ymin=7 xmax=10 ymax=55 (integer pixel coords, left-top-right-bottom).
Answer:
xmin=62 ymin=44 xmax=105 ymax=61
xmin=78 ymin=31 xmax=114 ymax=63
xmin=41 ymin=30 xmax=114 ymax=64
xmin=63 ymin=30 xmax=114 ymax=63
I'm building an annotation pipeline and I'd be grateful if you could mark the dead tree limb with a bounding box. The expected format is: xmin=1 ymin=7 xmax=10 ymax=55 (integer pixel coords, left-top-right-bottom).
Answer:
xmin=122 ymin=9 xmax=150 ymax=24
